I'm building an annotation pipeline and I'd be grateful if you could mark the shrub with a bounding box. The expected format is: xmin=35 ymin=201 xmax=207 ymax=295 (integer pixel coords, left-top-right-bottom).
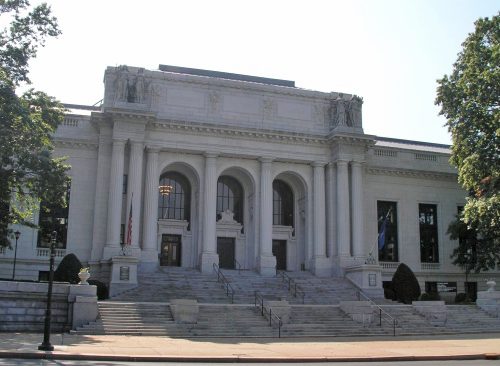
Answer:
xmin=54 ymin=253 xmax=82 ymax=284
xmin=392 ymin=263 xmax=421 ymax=304
xmin=88 ymin=279 xmax=109 ymax=300
xmin=419 ymin=292 xmax=441 ymax=301
xmin=383 ymin=281 xmax=396 ymax=300
xmin=454 ymin=293 xmax=472 ymax=303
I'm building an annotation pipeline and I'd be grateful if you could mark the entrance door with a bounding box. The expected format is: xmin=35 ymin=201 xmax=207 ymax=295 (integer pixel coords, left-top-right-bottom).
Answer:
xmin=160 ymin=234 xmax=181 ymax=266
xmin=272 ymin=240 xmax=287 ymax=270
xmin=217 ymin=237 xmax=235 ymax=269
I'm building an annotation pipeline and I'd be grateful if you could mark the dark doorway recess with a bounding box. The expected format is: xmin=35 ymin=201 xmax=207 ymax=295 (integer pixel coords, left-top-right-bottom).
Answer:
xmin=272 ymin=240 xmax=287 ymax=270
xmin=160 ymin=234 xmax=181 ymax=266
xmin=217 ymin=237 xmax=235 ymax=269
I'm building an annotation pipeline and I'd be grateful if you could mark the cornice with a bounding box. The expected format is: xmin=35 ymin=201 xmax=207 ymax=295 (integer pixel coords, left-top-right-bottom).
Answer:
xmin=54 ymin=138 xmax=98 ymax=150
xmin=366 ymin=167 xmax=458 ymax=181
xmin=150 ymin=119 xmax=329 ymax=146
xmin=328 ymin=132 xmax=377 ymax=146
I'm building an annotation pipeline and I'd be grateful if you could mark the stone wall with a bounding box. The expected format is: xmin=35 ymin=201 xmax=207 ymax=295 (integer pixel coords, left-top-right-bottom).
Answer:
xmin=0 ymin=280 xmax=97 ymax=332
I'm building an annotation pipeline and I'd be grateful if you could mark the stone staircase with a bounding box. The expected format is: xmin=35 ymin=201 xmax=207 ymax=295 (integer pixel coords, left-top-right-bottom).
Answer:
xmin=73 ymin=301 xmax=275 ymax=337
xmin=73 ymin=267 xmax=500 ymax=338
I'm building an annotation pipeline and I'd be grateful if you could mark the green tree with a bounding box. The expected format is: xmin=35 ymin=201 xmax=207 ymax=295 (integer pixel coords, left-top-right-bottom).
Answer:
xmin=436 ymin=13 xmax=500 ymax=269
xmin=0 ymin=1 xmax=68 ymax=247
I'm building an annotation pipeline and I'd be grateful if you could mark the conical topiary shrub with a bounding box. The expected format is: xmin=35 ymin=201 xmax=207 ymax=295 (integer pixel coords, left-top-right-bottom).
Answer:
xmin=53 ymin=253 xmax=82 ymax=284
xmin=392 ymin=263 xmax=421 ymax=304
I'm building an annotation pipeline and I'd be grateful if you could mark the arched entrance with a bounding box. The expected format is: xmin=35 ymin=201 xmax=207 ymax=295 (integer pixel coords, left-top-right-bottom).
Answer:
xmin=272 ymin=179 xmax=294 ymax=270
xmin=157 ymin=171 xmax=192 ymax=267
xmin=216 ymin=175 xmax=243 ymax=269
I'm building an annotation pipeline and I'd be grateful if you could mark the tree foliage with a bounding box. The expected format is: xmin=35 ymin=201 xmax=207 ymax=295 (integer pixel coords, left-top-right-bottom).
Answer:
xmin=0 ymin=1 xmax=68 ymax=247
xmin=436 ymin=13 xmax=500 ymax=268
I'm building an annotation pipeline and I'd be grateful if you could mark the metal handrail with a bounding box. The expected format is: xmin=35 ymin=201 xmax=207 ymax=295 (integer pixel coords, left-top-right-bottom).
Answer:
xmin=213 ymin=263 xmax=234 ymax=303
xmin=356 ymin=290 xmax=397 ymax=336
xmin=276 ymin=270 xmax=305 ymax=304
xmin=254 ymin=291 xmax=282 ymax=338
xmin=234 ymin=259 xmax=242 ymax=274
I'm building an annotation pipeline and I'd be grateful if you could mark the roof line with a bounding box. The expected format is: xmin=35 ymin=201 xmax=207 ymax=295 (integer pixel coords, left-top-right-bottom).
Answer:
xmin=376 ymin=136 xmax=451 ymax=149
xmin=63 ymin=103 xmax=101 ymax=111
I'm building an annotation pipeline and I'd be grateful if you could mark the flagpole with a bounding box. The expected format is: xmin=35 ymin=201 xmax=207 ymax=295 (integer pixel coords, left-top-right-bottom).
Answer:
xmin=366 ymin=207 xmax=392 ymax=264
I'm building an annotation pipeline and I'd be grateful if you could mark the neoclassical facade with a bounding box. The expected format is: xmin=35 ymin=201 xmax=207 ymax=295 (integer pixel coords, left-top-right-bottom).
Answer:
xmin=1 ymin=65 xmax=495 ymax=297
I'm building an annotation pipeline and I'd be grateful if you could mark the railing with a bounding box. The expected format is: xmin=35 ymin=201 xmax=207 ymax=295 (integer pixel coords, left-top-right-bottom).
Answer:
xmin=213 ymin=263 xmax=234 ymax=303
xmin=356 ymin=290 xmax=397 ymax=336
xmin=276 ymin=270 xmax=305 ymax=304
xmin=233 ymin=259 xmax=242 ymax=274
xmin=36 ymin=248 xmax=66 ymax=257
xmin=254 ymin=291 xmax=282 ymax=338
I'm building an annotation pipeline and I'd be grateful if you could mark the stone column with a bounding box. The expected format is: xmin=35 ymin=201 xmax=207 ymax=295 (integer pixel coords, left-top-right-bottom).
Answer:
xmin=311 ymin=162 xmax=330 ymax=276
xmin=103 ymin=139 xmax=125 ymax=259
xmin=336 ymin=160 xmax=351 ymax=258
xmin=351 ymin=161 xmax=365 ymax=259
xmin=200 ymin=152 xmax=219 ymax=273
xmin=125 ymin=141 xmax=144 ymax=257
xmin=258 ymin=157 xmax=276 ymax=276
xmin=141 ymin=147 xmax=159 ymax=266
xmin=325 ymin=162 xmax=336 ymax=259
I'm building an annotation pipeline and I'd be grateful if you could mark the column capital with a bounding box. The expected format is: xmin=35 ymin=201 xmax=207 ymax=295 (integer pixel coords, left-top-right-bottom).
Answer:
xmin=204 ymin=151 xmax=219 ymax=159
xmin=259 ymin=156 xmax=274 ymax=164
xmin=129 ymin=139 xmax=144 ymax=146
xmin=335 ymin=159 xmax=349 ymax=167
xmin=351 ymin=160 xmax=365 ymax=167
xmin=145 ymin=145 xmax=160 ymax=154
xmin=112 ymin=138 xmax=127 ymax=146
xmin=311 ymin=161 xmax=327 ymax=168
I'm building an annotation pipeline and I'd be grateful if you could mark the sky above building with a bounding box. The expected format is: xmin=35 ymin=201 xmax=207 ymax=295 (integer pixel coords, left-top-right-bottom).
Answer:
xmin=25 ymin=0 xmax=499 ymax=144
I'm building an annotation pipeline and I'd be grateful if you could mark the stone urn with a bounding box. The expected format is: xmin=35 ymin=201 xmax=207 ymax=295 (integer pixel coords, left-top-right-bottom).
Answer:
xmin=486 ymin=279 xmax=496 ymax=292
xmin=78 ymin=269 xmax=90 ymax=285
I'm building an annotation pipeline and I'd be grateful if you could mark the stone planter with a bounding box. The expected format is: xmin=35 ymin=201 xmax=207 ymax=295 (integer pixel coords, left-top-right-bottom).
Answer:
xmin=78 ymin=271 xmax=90 ymax=285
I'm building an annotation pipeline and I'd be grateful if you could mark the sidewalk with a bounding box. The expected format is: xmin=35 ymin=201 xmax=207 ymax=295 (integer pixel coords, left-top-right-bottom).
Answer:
xmin=0 ymin=332 xmax=499 ymax=362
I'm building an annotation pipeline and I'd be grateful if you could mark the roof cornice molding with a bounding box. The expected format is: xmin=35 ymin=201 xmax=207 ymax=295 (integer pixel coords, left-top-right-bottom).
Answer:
xmin=367 ymin=167 xmax=458 ymax=181
xmin=150 ymin=118 xmax=329 ymax=146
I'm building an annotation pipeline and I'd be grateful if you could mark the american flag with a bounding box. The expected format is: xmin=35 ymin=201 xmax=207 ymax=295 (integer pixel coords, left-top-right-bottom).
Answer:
xmin=125 ymin=196 xmax=132 ymax=246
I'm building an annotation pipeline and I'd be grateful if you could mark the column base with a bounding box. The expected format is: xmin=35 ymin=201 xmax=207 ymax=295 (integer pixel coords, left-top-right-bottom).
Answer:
xmin=141 ymin=249 xmax=159 ymax=263
xmin=103 ymin=245 xmax=141 ymax=260
xmin=200 ymin=252 xmax=219 ymax=274
xmin=258 ymin=255 xmax=276 ymax=276
xmin=311 ymin=256 xmax=331 ymax=277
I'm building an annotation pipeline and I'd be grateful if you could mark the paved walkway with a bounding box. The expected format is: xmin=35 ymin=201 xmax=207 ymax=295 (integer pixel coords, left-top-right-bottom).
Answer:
xmin=0 ymin=332 xmax=499 ymax=362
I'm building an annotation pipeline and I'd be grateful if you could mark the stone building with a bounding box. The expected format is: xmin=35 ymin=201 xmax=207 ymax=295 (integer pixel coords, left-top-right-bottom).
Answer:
xmin=1 ymin=65 xmax=494 ymax=298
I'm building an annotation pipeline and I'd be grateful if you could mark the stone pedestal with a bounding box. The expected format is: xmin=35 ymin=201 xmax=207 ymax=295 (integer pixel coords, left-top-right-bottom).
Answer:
xmin=311 ymin=256 xmax=331 ymax=277
xmin=264 ymin=300 xmax=291 ymax=324
xmin=258 ymin=254 xmax=277 ymax=276
xmin=200 ymin=252 xmax=219 ymax=274
xmin=413 ymin=301 xmax=447 ymax=326
xmin=109 ymin=256 xmax=138 ymax=297
xmin=340 ymin=300 xmax=373 ymax=325
xmin=68 ymin=284 xmax=98 ymax=330
xmin=476 ymin=290 xmax=500 ymax=317
xmin=345 ymin=264 xmax=384 ymax=298
xmin=170 ymin=299 xmax=199 ymax=324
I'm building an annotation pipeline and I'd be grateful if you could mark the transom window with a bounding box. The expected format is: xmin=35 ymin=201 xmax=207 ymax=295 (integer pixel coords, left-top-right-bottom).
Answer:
xmin=158 ymin=172 xmax=191 ymax=221
xmin=217 ymin=176 xmax=243 ymax=223
xmin=273 ymin=180 xmax=294 ymax=227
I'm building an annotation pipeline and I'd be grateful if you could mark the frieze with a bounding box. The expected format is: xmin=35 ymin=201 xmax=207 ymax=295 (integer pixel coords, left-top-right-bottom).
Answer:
xmin=366 ymin=167 xmax=457 ymax=181
xmin=54 ymin=138 xmax=98 ymax=150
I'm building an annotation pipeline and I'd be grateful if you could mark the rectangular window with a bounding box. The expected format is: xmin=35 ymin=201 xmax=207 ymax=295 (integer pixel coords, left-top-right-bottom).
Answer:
xmin=377 ymin=201 xmax=398 ymax=262
xmin=419 ymin=203 xmax=439 ymax=263
xmin=425 ymin=281 xmax=437 ymax=294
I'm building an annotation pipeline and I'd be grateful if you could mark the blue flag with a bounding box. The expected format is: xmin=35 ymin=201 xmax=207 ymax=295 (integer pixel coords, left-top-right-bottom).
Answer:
xmin=378 ymin=216 xmax=388 ymax=250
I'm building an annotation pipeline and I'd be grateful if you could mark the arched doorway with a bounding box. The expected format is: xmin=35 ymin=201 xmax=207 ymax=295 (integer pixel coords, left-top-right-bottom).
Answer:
xmin=272 ymin=179 xmax=294 ymax=270
xmin=158 ymin=172 xmax=191 ymax=267
xmin=216 ymin=175 xmax=243 ymax=269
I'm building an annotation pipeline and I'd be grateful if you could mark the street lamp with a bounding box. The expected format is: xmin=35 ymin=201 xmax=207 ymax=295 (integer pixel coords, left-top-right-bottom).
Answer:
xmin=12 ymin=230 xmax=20 ymax=280
xmin=38 ymin=230 xmax=57 ymax=351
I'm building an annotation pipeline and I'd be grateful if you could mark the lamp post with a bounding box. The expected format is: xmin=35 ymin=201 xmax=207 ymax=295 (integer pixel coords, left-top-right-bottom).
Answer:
xmin=12 ymin=230 xmax=20 ymax=280
xmin=38 ymin=230 xmax=57 ymax=351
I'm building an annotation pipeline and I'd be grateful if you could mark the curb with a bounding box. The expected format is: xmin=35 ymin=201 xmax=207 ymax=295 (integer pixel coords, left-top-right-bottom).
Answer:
xmin=0 ymin=351 xmax=498 ymax=362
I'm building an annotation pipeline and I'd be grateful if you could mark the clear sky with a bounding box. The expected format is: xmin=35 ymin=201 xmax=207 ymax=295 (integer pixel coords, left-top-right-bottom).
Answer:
xmin=25 ymin=0 xmax=499 ymax=144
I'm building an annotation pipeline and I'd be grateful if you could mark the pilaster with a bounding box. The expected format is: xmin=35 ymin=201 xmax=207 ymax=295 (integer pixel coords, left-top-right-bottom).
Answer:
xmin=258 ymin=157 xmax=276 ymax=276
xmin=141 ymin=146 xmax=159 ymax=264
xmin=336 ymin=160 xmax=350 ymax=258
xmin=351 ymin=161 xmax=365 ymax=259
xmin=200 ymin=152 xmax=219 ymax=273
xmin=311 ymin=162 xmax=330 ymax=276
